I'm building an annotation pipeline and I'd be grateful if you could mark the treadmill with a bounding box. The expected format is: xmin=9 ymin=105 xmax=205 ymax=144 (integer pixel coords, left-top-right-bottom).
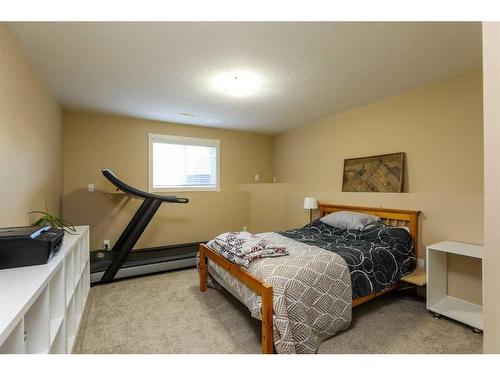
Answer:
xmin=90 ymin=169 xmax=195 ymax=284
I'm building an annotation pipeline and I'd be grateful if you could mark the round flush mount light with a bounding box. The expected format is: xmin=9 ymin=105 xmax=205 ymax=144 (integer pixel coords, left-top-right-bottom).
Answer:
xmin=211 ymin=70 xmax=263 ymax=98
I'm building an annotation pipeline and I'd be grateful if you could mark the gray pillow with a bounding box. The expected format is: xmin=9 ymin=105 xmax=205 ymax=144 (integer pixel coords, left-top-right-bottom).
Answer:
xmin=320 ymin=211 xmax=380 ymax=230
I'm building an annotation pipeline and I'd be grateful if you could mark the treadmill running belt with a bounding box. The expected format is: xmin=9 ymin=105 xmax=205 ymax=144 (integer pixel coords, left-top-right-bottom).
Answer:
xmin=90 ymin=243 xmax=200 ymax=274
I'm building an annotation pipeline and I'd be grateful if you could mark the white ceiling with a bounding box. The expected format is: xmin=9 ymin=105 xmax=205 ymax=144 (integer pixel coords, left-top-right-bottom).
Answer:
xmin=7 ymin=22 xmax=482 ymax=134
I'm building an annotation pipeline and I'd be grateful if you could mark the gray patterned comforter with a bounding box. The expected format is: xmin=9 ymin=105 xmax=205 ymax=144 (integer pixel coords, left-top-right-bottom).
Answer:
xmin=206 ymin=232 xmax=352 ymax=354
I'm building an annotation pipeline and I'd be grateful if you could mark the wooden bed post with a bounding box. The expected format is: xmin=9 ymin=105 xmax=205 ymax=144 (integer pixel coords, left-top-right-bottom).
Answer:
xmin=261 ymin=286 xmax=274 ymax=354
xmin=199 ymin=244 xmax=208 ymax=292
xmin=198 ymin=243 xmax=275 ymax=353
xmin=408 ymin=214 xmax=419 ymax=257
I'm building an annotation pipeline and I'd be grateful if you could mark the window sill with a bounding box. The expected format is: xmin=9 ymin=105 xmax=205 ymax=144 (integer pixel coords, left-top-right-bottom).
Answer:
xmin=149 ymin=186 xmax=220 ymax=193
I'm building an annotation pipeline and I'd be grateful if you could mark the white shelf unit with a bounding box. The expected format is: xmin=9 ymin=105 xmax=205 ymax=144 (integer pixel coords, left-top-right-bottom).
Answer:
xmin=426 ymin=240 xmax=484 ymax=330
xmin=0 ymin=226 xmax=90 ymax=354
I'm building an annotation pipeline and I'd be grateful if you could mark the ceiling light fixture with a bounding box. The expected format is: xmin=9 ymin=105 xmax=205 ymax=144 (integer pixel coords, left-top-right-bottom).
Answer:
xmin=211 ymin=70 xmax=263 ymax=98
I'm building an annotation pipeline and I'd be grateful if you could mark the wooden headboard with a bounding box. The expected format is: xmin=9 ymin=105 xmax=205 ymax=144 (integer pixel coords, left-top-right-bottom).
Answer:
xmin=318 ymin=203 xmax=421 ymax=253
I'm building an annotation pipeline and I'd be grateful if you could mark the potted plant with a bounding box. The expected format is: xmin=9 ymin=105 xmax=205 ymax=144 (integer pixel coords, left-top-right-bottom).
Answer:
xmin=29 ymin=203 xmax=77 ymax=234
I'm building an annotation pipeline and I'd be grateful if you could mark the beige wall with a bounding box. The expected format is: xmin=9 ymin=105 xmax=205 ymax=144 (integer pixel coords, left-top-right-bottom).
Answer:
xmin=483 ymin=22 xmax=500 ymax=353
xmin=239 ymin=183 xmax=293 ymax=234
xmin=62 ymin=111 xmax=274 ymax=250
xmin=0 ymin=24 xmax=63 ymax=226
xmin=272 ymin=70 xmax=484 ymax=304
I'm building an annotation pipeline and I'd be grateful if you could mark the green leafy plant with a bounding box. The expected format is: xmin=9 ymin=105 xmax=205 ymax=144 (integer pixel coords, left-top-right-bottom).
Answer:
xmin=29 ymin=203 xmax=77 ymax=234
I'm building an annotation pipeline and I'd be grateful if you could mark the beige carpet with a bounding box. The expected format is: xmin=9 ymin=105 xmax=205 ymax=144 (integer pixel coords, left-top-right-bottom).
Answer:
xmin=74 ymin=268 xmax=483 ymax=354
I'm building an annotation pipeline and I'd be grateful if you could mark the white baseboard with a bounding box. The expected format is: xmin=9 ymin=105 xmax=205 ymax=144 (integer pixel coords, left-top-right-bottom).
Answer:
xmin=417 ymin=258 xmax=425 ymax=268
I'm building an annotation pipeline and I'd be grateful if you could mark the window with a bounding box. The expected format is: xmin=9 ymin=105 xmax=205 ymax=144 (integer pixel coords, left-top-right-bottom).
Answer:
xmin=148 ymin=133 xmax=220 ymax=192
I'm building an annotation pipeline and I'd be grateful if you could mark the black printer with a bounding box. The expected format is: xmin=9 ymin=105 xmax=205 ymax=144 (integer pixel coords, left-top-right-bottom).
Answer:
xmin=0 ymin=226 xmax=65 ymax=270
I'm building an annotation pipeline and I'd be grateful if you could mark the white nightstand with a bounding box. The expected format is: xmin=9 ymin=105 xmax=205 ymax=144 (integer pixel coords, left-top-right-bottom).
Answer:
xmin=426 ymin=241 xmax=483 ymax=332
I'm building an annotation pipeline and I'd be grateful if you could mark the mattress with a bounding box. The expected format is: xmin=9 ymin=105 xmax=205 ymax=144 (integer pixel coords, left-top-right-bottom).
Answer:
xmin=279 ymin=220 xmax=416 ymax=299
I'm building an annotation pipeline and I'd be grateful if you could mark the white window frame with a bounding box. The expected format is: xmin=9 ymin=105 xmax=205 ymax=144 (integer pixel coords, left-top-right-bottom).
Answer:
xmin=148 ymin=133 xmax=220 ymax=193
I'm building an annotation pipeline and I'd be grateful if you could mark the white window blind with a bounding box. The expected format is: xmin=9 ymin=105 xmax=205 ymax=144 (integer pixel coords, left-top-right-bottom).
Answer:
xmin=148 ymin=134 xmax=220 ymax=192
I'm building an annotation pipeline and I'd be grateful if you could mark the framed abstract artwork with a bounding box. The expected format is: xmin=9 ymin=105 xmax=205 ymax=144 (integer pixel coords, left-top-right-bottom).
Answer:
xmin=342 ymin=152 xmax=405 ymax=192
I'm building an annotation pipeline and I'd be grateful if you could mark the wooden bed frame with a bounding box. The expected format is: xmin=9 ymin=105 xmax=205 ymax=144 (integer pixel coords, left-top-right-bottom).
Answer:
xmin=198 ymin=203 xmax=420 ymax=353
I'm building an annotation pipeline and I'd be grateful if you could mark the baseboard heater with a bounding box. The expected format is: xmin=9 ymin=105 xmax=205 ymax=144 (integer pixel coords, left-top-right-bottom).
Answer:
xmin=90 ymin=241 xmax=204 ymax=284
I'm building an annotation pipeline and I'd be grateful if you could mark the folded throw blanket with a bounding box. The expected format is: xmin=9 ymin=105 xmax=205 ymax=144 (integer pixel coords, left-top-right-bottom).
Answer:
xmin=208 ymin=231 xmax=288 ymax=267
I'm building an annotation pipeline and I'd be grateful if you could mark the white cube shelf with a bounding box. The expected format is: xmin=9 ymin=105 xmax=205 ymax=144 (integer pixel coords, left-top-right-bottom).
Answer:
xmin=0 ymin=319 xmax=25 ymax=354
xmin=65 ymin=251 xmax=75 ymax=305
xmin=426 ymin=241 xmax=484 ymax=330
xmin=66 ymin=296 xmax=76 ymax=350
xmin=0 ymin=226 xmax=90 ymax=354
xmin=25 ymin=288 xmax=50 ymax=354
xmin=50 ymin=323 xmax=66 ymax=354
xmin=49 ymin=264 xmax=65 ymax=347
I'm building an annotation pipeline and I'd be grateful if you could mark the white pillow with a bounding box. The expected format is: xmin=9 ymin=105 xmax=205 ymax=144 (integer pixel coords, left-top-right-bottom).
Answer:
xmin=320 ymin=211 xmax=380 ymax=230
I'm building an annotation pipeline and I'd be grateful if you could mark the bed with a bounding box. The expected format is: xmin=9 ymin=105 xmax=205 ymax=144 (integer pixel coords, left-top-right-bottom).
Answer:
xmin=198 ymin=203 xmax=420 ymax=354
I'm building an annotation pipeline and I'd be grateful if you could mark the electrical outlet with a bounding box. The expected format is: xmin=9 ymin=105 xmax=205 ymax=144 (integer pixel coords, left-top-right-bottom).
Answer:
xmin=243 ymin=226 xmax=248 ymax=232
xmin=254 ymin=174 xmax=260 ymax=182
xmin=88 ymin=184 xmax=95 ymax=192
xmin=103 ymin=240 xmax=110 ymax=250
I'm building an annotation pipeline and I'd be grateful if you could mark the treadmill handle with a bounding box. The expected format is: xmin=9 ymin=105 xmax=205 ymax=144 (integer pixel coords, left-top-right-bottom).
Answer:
xmin=102 ymin=169 xmax=189 ymax=203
